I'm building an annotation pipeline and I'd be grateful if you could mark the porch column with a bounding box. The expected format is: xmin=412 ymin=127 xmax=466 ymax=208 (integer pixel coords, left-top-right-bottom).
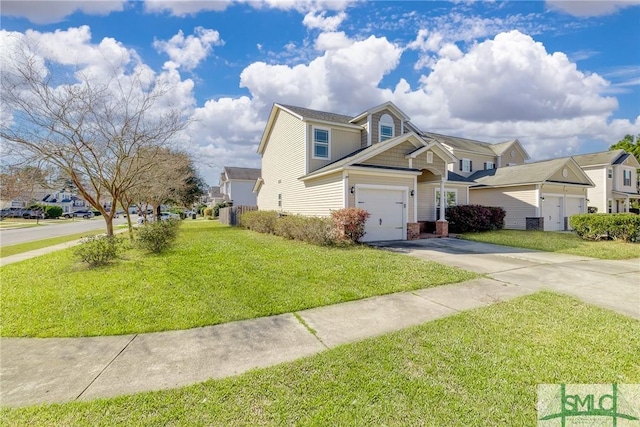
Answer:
xmin=439 ymin=178 xmax=446 ymax=221
xmin=436 ymin=177 xmax=448 ymax=237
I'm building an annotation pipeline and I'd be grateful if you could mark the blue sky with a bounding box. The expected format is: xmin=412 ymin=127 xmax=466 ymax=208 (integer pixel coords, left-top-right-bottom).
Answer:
xmin=2 ymin=0 xmax=639 ymax=185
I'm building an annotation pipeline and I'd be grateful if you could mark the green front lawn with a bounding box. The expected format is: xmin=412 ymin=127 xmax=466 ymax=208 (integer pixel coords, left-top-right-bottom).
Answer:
xmin=460 ymin=229 xmax=640 ymax=259
xmin=0 ymin=221 xmax=477 ymax=338
xmin=2 ymin=292 xmax=638 ymax=425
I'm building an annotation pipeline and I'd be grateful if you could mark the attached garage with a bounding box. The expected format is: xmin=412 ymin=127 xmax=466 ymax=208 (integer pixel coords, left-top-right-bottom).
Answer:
xmin=356 ymin=186 xmax=407 ymax=242
xmin=541 ymin=195 xmax=562 ymax=231
xmin=564 ymin=197 xmax=584 ymax=230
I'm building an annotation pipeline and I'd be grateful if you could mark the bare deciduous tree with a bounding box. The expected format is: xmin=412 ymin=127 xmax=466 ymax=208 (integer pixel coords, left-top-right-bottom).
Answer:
xmin=1 ymin=38 xmax=190 ymax=235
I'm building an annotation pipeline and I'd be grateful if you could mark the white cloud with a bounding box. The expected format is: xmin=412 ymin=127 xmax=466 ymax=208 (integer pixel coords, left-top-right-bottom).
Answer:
xmin=420 ymin=30 xmax=617 ymax=122
xmin=144 ymin=0 xmax=234 ymax=16
xmin=0 ymin=0 xmax=126 ymax=24
xmin=239 ymin=34 xmax=402 ymax=113
xmin=302 ymin=10 xmax=347 ymax=31
xmin=153 ymin=27 xmax=224 ymax=71
xmin=314 ymin=31 xmax=352 ymax=51
xmin=546 ymin=0 xmax=640 ymax=17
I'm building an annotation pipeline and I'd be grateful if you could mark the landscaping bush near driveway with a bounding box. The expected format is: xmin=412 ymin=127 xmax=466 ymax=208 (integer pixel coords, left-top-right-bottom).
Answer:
xmin=3 ymin=292 xmax=638 ymax=425
xmin=0 ymin=221 xmax=477 ymax=337
xmin=74 ymin=235 xmax=127 ymax=267
xmin=446 ymin=205 xmax=505 ymax=233
xmin=570 ymin=213 xmax=640 ymax=242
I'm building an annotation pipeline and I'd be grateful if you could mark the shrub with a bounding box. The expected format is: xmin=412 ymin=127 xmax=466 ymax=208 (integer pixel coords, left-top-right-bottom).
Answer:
xmin=239 ymin=210 xmax=279 ymax=234
xmin=331 ymin=208 xmax=370 ymax=243
xmin=74 ymin=235 xmax=124 ymax=267
xmin=44 ymin=205 xmax=63 ymax=219
xmin=273 ymin=214 xmax=334 ymax=245
xmin=136 ymin=219 xmax=181 ymax=253
xmin=446 ymin=205 xmax=506 ymax=233
xmin=570 ymin=213 xmax=640 ymax=242
xmin=204 ymin=207 xmax=213 ymax=217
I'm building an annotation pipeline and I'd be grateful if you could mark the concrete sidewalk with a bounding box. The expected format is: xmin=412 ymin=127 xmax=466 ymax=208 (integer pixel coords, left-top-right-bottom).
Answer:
xmin=0 ymin=277 xmax=532 ymax=407
xmin=1 ymin=238 xmax=638 ymax=407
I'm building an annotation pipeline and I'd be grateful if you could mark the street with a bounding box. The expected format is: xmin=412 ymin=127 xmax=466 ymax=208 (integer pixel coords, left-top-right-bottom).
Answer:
xmin=0 ymin=216 xmax=129 ymax=246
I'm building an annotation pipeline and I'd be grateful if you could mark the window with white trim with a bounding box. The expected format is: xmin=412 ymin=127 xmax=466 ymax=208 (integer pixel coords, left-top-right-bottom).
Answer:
xmin=427 ymin=151 xmax=433 ymax=163
xmin=607 ymin=168 xmax=613 ymax=179
xmin=313 ymin=127 xmax=330 ymax=159
xmin=435 ymin=189 xmax=457 ymax=207
xmin=623 ymin=169 xmax=632 ymax=186
xmin=460 ymin=158 xmax=472 ymax=173
xmin=484 ymin=161 xmax=495 ymax=170
xmin=379 ymin=114 xmax=394 ymax=142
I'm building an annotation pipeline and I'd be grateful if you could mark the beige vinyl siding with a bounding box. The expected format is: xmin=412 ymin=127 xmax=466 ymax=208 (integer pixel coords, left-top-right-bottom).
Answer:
xmin=470 ymin=185 xmax=537 ymax=230
xmin=417 ymin=182 xmax=468 ymax=221
xmin=347 ymin=173 xmax=415 ymax=223
xmin=499 ymin=146 xmax=526 ymax=166
xmin=540 ymin=184 xmax=587 ymax=197
xmin=547 ymin=166 xmax=585 ymax=183
xmin=361 ymin=122 xmax=369 ymax=148
xmin=258 ymin=109 xmax=306 ymax=212
xmin=614 ymin=165 xmax=637 ymax=192
xmin=361 ymin=141 xmax=416 ymax=168
xmin=582 ymin=167 xmax=607 ymax=213
xmin=308 ymin=125 xmax=361 ymax=172
xmin=293 ymin=173 xmax=344 ymax=216
xmin=413 ymin=151 xmax=447 ymax=176
xmin=448 ymin=151 xmax=497 ymax=176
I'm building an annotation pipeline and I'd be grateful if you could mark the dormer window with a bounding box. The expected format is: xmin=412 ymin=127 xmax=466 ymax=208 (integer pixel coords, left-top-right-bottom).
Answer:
xmin=379 ymin=114 xmax=394 ymax=142
xmin=484 ymin=161 xmax=495 ymax=170
xmin=313 ymin=127 xmax=330 ymax=159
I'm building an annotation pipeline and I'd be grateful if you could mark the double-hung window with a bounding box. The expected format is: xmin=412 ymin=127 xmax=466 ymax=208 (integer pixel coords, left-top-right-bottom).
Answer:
xmin=313 ymin=127 xmax=329 ymax=159
xmin=484 ymin=161 xmax=495 ymax=170
xmin=623 ymin=169 xmax=632 ymax=186
xmin=460 ymin=158 xmax=472 ymax=173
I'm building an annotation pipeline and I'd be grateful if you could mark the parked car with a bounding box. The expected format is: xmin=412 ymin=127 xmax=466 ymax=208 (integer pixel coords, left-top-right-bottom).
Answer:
xmin=0 ymin=208 xmax=44 ymax=219
xmin=159 ymin=212 xmax=180 ymax=221
xmin=63 ymin=209 xmax=94 ymax=219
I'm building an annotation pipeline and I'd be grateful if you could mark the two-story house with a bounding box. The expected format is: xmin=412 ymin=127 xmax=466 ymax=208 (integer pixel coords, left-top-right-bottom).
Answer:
xmin=219 ymin=166 xmax=261 ymax=206
xmin=256 ymin=102 xmax=598 ymax=241
xmin=573 ymin=150 xmax=640 ymax=214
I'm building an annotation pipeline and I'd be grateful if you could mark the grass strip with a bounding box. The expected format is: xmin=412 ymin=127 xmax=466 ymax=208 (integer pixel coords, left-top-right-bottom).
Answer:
xmin=1 ymin=221 xmax=478 ymax=337
xmin=460 ymin=229 xmax=640 ymax=259
xmin=0 ymin=231 xmax=106 ymax=258
xmin=1 ymin=292 xmax=638 ymax=425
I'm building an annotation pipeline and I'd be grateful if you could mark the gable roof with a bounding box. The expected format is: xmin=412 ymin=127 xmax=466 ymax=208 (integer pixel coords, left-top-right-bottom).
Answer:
xmin=301 ymin=132 xmax=446 ymax=180
xmin=223 ymin=166 xmax=261 ymax=181
xmin=423 ymin=132 xmax=530 ymax=160
xmin=350 ymin=101 xmax=411 ymax=123
xmin=572 ymin=149 xmax=640 ymax=168
xmin=470 ymin=157 xmax=593 ymax=187
xmin=278 ymin=104 xmax=354 ymax=125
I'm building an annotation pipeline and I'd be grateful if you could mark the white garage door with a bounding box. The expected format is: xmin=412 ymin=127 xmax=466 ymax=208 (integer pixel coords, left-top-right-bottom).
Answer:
xmin=542 ymin=196 xmax=562 ymax=231
xmin=565 ymin=197 xmax=583 ymax=231
xmin=358 ymin=188 xmax=406 ymax=242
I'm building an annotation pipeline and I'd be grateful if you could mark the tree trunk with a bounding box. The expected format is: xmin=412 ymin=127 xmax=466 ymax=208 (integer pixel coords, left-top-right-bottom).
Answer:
xmin=104 ymin=216 xmax=114 ymax=237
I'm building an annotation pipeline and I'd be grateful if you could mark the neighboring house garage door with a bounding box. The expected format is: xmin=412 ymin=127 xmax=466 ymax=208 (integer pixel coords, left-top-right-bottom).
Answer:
xmin=358 ymin=187 xmax=406 ymax=242
xmin=565 ymin=197 xmax=583 ymax=231
xmin=542 ymin=196 xmax=562 ymax=231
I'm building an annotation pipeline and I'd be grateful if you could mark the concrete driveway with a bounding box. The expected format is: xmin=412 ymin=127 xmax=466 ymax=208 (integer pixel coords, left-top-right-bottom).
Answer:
xmin=372 ymin=238 xmax=640 ymax=320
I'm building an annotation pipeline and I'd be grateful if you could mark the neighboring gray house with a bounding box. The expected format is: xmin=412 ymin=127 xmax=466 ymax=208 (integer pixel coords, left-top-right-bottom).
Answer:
xmin=219 ymin=166 xmax=261 ymax=206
